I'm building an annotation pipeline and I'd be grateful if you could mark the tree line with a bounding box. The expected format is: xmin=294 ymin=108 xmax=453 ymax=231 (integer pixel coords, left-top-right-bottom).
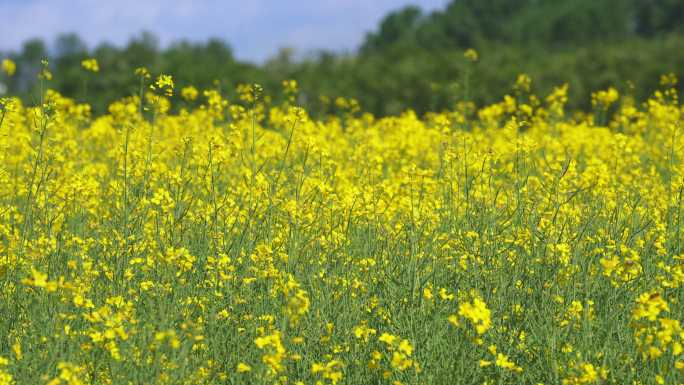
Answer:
xmin=2 ymin=0 xmax=683 ymax=116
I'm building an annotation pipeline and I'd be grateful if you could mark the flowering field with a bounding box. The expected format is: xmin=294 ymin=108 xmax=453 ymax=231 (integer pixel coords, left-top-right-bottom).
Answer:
xmin=0 ymin=60 xmax=683 ymax=385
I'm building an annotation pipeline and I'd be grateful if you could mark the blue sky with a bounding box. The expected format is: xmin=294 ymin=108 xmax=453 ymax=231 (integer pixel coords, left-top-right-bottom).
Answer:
xmin=0 ymin=0 xmax=448 ymax=62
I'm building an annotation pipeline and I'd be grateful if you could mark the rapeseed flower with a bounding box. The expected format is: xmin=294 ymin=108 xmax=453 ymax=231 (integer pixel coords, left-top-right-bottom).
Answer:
xmin=464 ymin=48 xmax=478 ymax=62
xmin=81 ymin=58 xmax=99 ymax=72
xmin=458 ymin=297 xmax=492 ymax=335
xmin=1 ymin=59 xmax=15 ymax=76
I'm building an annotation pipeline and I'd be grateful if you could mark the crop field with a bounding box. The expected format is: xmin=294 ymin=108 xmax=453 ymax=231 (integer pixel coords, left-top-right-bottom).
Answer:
xmin=0 ymin=61 xmax=683 ymax=385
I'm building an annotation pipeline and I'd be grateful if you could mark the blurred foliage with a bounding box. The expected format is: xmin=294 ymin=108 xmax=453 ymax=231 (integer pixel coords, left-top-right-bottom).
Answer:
xmin=1 ymin=0 xmax=684 ymax=116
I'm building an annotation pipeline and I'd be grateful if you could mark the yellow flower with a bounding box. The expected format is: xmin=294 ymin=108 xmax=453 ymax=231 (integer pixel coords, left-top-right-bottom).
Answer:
xmin=254 ymin=331 xmax=286 ymax=375
xmin=181 ymin=86 xmax=199 ymax=101
xmin=81 ymin=58 xmax=99 ymax=72
xmin=633 ymin=291 xmax=669 ymax=321
xmin=134 ymin=66 xmax=150 ymax=78
xmin=578 ymin=363 xmax=598 ymax=383
xmin=284 ymin=288 xmax=310 ymax=326
xmin=439 ymin=288 xmax=454 ymax=301
xmin=599 ymin=256 xmax=619 ymax=276
xmin=592 ymin=87 xmax=619 ymax=109
xmin=312 ymin=360 xmax=343 ymax=384
xmin=495 ymin=353 xmax=523 ymax=373
xmin=39 ymin=59 xmax=52 ymax=80
xmin=155 ymin=74 xmax=174 ymax=93
xmin=353 ymin=324 xmax=376 ymax=342
xmin=378 ymin=333 xmax=397 ymax=346
xmin=458 ymin=297 xmax=492 ymax=335
xmin=282 ymin=79 xmax=298 ymax=94
xmin=1 ymin=59 xmax=16 ymax=76
xmin=46 ymin=362 xmax=88 ymax=385
xmin=464 ymin=48 xmax=478 ymax=62
xmin=398 ymin=339 xmax=413 ymax=356
xmin=675 ymin=360 xmax=684 ymax=370
xmin=659 ymin=73 xmax=678 ymax=87
xmin=390 ymin=351 xmax=412 ymax=371
xmin=0 ymin=364 xmax=12 ymax=385
xmin=236 ymin=363 xmax=251 ymax=373
xmin=11 ymin=341 xmax=21 ymax=361
xmin=21 ymin=268 xmax=58 ymax=292
xmin=447 ymin=314 xmax=460 ymax=328
xmin=515 ymin=74 xmax=532 ymax=92
xmin=423 ymin=287 xmax=433 ymax=301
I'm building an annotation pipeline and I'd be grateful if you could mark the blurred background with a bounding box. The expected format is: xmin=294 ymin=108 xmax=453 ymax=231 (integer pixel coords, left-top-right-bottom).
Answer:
xmin=1 ymin=0 xmax=683 ymax=116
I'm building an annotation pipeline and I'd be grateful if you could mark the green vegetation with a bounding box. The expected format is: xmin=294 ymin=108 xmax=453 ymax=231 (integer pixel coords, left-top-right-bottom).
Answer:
xmin=1 ymin=0 xmax=684 ymax=116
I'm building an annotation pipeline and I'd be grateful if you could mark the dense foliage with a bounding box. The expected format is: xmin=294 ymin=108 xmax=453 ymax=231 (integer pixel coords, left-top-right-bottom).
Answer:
xmin=2 ymin=0 xmax=684 ymax=117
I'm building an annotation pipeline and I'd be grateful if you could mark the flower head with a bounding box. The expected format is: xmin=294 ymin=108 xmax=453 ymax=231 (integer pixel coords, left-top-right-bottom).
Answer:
xmin=1 ymin=59 xmax=16 ymax=76
xmin=81 ymin=58 xmax=99 ymax=73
